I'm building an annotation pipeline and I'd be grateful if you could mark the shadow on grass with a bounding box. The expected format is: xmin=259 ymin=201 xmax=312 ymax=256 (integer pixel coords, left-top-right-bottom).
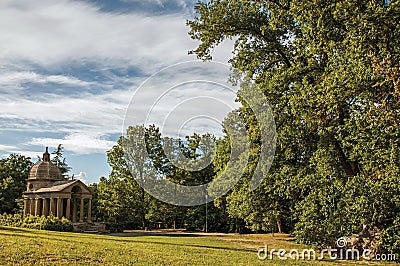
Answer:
xmin=0 ymin=226 xmax=35 ymax=234
xmin=0 ymin=227 xmax=255 ymax=254
xmin=109 ymin=232 xmax=206 ymax=237
xmin=108 ymin=238 xmax=257 ymax=254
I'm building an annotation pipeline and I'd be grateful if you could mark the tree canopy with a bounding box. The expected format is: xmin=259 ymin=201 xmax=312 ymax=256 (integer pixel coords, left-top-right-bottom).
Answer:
xmin=187 ymin=0 xmax=400 ymax=251
xmin=0 ymin=154 xmax=33 ymax=214
xmin=51 ymin=144 xmax=71 ymax=177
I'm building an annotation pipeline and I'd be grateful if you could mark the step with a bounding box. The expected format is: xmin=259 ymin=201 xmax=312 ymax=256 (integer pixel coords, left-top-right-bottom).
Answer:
xmin=84 ymin=230 xmax=99 ymax=234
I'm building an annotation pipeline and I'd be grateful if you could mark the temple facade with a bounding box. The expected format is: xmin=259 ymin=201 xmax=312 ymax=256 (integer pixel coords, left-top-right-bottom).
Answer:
xmin=23 ymin=148 xmax=92 ymax=223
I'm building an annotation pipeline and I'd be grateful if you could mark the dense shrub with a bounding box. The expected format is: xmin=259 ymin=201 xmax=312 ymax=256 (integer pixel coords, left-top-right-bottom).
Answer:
xmin=381 ymin=217 xmax=400 ymax=261
xmin=0 ymin=213 xmax=23 ymax=227
xmin=0 ymin=213 xmax=73 ymax=232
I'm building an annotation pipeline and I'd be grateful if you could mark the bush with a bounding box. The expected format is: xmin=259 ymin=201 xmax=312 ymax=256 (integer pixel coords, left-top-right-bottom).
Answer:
xmin=0 ymin=213 xmax=73 ymax=232
xmin=0 ymin=213 xmax=23 ymax=227
xmin=381 ymin=217 xmax=400 ymax=262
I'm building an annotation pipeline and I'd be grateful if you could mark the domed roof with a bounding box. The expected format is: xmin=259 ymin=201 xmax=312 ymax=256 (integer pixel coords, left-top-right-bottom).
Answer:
xmin=28 ymin=147 xmax=62 ymax=180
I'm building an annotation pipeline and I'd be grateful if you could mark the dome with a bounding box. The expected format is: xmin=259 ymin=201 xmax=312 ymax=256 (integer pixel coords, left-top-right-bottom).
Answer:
xmin=28 ymin=147 xmax=62 ymax=180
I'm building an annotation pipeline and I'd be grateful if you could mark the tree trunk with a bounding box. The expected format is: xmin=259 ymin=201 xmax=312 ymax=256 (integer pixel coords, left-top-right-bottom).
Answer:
xmin=331 ymin=111 xmax=360 ymax=178
xmin=142 ymin=216 xmax=146 ymax=230
xmin=140 ymin=187 xmax=146 ymax=230
xmin=277 ymin=219 xmax=283 ymax=234
xmin=332 ymin=139 xmax=359 ymax=177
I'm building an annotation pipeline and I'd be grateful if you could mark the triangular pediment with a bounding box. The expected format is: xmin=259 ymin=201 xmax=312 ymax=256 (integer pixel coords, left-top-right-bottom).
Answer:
xmin=35 ymin=179 xmax=91 ymax=194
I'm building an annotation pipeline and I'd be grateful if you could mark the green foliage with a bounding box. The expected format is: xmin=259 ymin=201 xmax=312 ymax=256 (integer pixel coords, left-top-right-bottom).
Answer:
xmin=0 ymin=213 xmax=72 ymax=232
xmin=187 ymin=0 xmax=400 ymax=253
xmin=0 ymin=213 xmax=23 ymax=227
xmin=96 ymin=125 xmax=163 ymax=230
xmin=0 ymin=154 xmax=33 ymax=214
xmin=97 ymin=125 xmax=237 ymax=232
xmin=89 ymin=0 xmax=400 ymax=257
xmin=51 ymin=144 xmax=71 ymax=177
xmin=88 ymin=182 xmax=101 ymax=221
xmin=382 ymin=217 xmax=400 ymax=260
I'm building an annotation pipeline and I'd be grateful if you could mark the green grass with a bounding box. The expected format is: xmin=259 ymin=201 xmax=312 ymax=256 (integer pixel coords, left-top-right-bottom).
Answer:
xmin=0 ymin=226 xmax=395 ymax=265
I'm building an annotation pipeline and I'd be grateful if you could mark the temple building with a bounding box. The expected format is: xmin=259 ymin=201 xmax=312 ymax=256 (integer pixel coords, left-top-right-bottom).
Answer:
xmin=23 ymin=147 xmax=92 ymax=223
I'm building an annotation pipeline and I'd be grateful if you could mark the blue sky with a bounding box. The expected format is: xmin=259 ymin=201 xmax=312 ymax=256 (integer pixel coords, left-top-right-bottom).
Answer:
xmin=0 ymin=0 xmax=237 ymax=184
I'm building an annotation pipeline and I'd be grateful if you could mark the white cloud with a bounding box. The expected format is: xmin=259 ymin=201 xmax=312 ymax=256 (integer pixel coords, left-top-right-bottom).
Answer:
xmin=121 ymin=0 xmax=194 ymax=9
xmin=72 ymin=171 xmax=88 ymax=184
xmin=0 ymin=71 xmax=95 ymax=91
xmin=28 ymin=133 xmax=115 ymax=155
xmin=0 ymin=88 xmax=130 ymax=134
xmin=124 ymin=61 xmax=241 ymax=138
xmin=0 ymin=0 xmax=202 ymax=72
xmin=1 ymin=149 xmax=43 ymax=160
xmin=0 ymin=0 xmax=236 ymax=158
xmin=0 ymin=144 xmax=18 ymax=151
xmin=74 ymin=171 xmax=86 ymax=179
xmin=0 ymin=63 xmax=241 ymax=154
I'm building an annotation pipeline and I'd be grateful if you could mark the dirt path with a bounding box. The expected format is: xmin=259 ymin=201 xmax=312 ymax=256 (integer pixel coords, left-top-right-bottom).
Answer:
xmin=109 ymin=230 xmax=236 ymax=237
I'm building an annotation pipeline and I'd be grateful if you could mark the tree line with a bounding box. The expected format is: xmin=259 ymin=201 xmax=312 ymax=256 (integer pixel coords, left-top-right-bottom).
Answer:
xmin=91 ymin=125 xmax=234 ymax=233
xmin=94 ymin=0 xmax=399 ymax=255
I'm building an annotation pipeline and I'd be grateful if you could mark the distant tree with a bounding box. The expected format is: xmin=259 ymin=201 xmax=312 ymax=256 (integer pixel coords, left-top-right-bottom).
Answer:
xmin=97 ymin=125 xmax=163 ymax=230
xmin=0 ymin=154 xmax=33 ymax=214
xmin=88 ymin=182 xmax=101 ymax=222
xmin=165 ymin=133 xmax=220 ymax=232
xmin=51 ymin=144 xmax=71 ymax=177
xmin=95 ymin=126 xmax=232 ymax=232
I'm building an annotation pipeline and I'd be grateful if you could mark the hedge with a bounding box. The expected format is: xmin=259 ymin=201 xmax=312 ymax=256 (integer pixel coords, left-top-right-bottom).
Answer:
xmin=0 ymin=213 xmax=73 ymax=232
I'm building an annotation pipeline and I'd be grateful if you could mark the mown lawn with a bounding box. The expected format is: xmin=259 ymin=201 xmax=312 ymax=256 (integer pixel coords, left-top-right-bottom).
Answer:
xmin=0 ymin=226 xmax=395 ymax=265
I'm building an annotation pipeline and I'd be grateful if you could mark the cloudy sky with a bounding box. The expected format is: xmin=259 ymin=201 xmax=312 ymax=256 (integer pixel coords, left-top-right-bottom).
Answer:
xmin=0 ymin=0 xmax=237 ymax=183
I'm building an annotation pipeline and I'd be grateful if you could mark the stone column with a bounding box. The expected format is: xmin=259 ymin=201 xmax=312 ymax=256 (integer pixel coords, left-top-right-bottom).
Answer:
xmin=34 ymin=198 xmax=41 ymax=216
xmin=72 ymin=198 xmax=77 ymax=223
xmin=29 ymin=198 xmax=35 ymax=215
xmin=79 ymin=198 xmax=84 ymax=222
xmin=87 ymin=199 xmax=92 ymax=222
xmin=50 ymin=197 xmax=55 ymax=216
xmin=60 ymin=199 xmax=64 ymax=217
xmin=57 ymin=198 xmax=63 ymax=218
xmin=42 ymin=198 xmax=49 ymax=217
xmin=66 ymin=198 xmax=71 ymax=220
xmin=41 ymin=198 xmax=46 ymax=216
xmin=28 ymin=199 xmax=35 ymax=215
xmin=23 ymin=198 xmax=29 ymax=217
xmin=46 ymin=198 xmax=50 ymax=216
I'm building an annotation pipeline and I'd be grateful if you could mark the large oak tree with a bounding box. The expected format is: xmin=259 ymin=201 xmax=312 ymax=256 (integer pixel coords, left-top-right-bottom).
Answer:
xmin=188 ymin=0 xmax=400 ymax=249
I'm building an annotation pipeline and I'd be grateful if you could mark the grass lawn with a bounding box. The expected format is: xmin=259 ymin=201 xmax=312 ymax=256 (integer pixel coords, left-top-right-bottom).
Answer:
xmin=0 ymin=226 xmax=396 ymax=265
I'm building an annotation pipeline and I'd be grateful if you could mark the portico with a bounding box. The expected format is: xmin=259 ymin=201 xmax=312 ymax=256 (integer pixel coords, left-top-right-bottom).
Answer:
xmin=23 ymin=185 xmax=92 ymax=222
xmin=22 ymin=148 xmax=93 ymax=223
